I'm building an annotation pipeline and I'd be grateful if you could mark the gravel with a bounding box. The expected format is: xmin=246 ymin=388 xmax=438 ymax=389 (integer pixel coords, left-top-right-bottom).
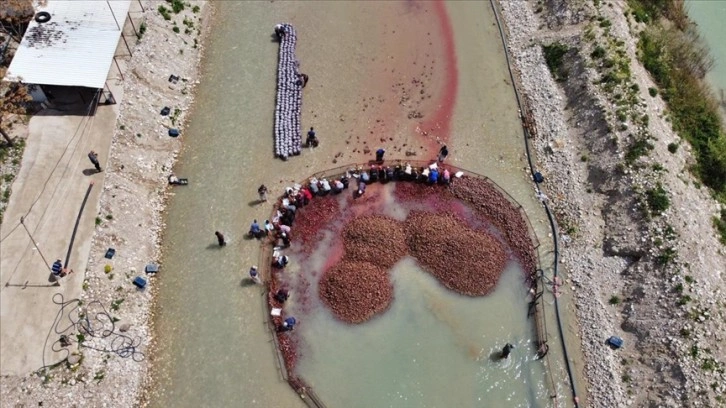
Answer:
xmin=499 ymin=0 xmax=726 ymax=406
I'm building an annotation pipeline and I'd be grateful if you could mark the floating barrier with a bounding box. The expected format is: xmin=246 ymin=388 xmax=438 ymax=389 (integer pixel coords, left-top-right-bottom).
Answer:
xmin=273 ymin=23 xmax=303 ymax=160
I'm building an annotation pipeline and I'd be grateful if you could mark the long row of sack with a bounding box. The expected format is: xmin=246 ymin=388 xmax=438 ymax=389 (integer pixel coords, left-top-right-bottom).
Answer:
xmin=274 ymin=23 xmax=303 ymax=160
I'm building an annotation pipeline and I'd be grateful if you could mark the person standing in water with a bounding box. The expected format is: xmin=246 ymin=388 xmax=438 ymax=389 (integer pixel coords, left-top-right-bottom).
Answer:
xmin=215 ymin=231 xmax=226 ymax=247
xmin=249 ymin=265 xmax=261 ymax=284
xmin=501 ymin=343 xmax=514 ymax=359
xmin=438 ymin=145 xmax=449 ymax=162
xmin=375 ymin=148 xmax=386 ymax=162
xmin=88 ymin=150 xmax=102 ymax=172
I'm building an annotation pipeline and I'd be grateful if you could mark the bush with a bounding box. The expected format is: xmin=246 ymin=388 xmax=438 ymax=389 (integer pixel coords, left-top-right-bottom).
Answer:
xmin=591 ymin=46 xmax=606 ymax=59
xmin=625 ymin=138 xmax=654 ymax=164
xmin=667 ymin=142 xmax=678 ymax=153
xmin=656 ymin=247 xmax=677 ymax=265
xmin=169 ymin=0 xmax=184 ymax=13
xmin=173 ymin=26 xmax=180 ymax=33
xmin=714 ymin=208 xmax=726 ymax=245
xmin=158 ymin=5 xmax=171 ymax=20
xmin=543 ymin=42 xmax=570 ymax=81
xmin=137 ymin=22 xmax=147 ymax=39
xmin=609 ymin=295 xmax=621 ymax=305
xmin=645 ymin=183 xmax=670 ymax=215
xmin=648 ymin=87 xmax=658 ymax=97
xmin=638 ymin=27 xmax=726 ymax=198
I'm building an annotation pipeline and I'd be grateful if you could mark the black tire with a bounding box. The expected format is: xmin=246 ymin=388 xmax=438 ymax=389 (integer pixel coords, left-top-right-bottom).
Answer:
xmin=35 ymin=12 xmax=51 ymax=23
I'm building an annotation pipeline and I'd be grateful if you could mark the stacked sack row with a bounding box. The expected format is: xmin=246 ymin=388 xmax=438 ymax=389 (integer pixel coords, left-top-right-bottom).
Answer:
xmin=274 ymin=23 xmax=303 ymax=160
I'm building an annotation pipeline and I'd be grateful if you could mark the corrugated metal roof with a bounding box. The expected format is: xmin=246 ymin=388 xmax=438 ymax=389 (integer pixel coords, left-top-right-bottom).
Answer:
xmin=4 ymin=0 xmax=131 ymax=89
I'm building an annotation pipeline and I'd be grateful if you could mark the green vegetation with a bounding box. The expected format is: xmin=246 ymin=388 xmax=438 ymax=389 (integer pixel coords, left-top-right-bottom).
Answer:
xmin=635 ymin=16 xmax=726 ymax=203
xmin=667 ymin=142 xmax=678 ymax=153
xmin=648 ymin=86 xmax=658 ymax=97
xmin=714 ymin=208 xmax=726 ymax=245
xmin=645 ymin=183 xmax=670 ymax=215
xmin=701 ymin=357 xmax=717 ymax=371
xmin=609 ymin=295 xmax=621 ymax=305
xmin=192 ymin=5 xmax=200 ymax=13
xmin=95 ymin=216 xmax=102 ymax=226
xmin=677 ymin=295 xmax=692 ymax=306
xmin=137 ymin=22 xmax=147 ymax=39
xmin=542 ymin=42 xmax=570 ymax=81
xmin=157 ymin=5 xmax=171 ymax=21
xmin=656 ymin=247 xmax=676 ymax=265
xmin=169 ymin=0 xmax=185 ymax=14
xmin=172 ymin=26 xmax=180 ymax=34
xmin=625 ymin=138 xmax=654 ymax=164
xmin=110 ymin=298 xmax=124 ymax=311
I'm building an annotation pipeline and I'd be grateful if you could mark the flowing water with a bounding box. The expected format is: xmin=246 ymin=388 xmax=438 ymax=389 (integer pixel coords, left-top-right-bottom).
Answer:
xmin=687 ymin=1 xmax=726 ymax=111
xmin=148 ymin=1 xmax=572 ymax=407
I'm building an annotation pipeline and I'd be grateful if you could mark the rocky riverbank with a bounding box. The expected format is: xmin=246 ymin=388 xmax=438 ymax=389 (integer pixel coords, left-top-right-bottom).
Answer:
xmin=498 ymin=0 xmax=726 ymax=406
xmin=0 ymin=2 xmax=211 ymax=407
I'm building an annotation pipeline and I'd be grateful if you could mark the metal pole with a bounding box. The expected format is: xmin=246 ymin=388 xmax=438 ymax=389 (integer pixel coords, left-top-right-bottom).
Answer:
xmin=127 ymin=12 xmax=138 ymax=36
xmin=120 ymin=32 xmax=133 ymax=57
xmin=107 ymin=0 xmax=121 ymax=31
xmin=113 ymin=56 xmax=125 ymax=81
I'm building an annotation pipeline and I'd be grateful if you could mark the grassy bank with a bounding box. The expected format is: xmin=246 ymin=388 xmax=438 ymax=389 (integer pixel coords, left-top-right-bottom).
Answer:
xmin=629 ymin=0 xmax=726 ymax=204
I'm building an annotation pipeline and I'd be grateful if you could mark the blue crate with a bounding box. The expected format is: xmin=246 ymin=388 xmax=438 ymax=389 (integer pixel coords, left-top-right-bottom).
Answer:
xmin=607 ymin=336 xmax=624 ymax=349
xmin=145 ymin=264 xmax=159 ymax=274
xmin=104 ymin=248 xmax=116 ymax=259
xmin=132 ymin=276 xmax=147 ymax=289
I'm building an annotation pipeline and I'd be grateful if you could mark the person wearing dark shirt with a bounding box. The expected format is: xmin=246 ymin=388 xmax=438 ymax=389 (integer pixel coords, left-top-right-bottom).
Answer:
xmin=438 ymin=145 xmax=449 ymax=162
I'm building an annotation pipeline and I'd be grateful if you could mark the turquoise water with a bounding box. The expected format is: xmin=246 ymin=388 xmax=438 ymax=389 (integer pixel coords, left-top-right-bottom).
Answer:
xmin=687 ymin=1 xmax=726 ymax=108
xmin=148 ymin=1 xmax=565 ymax=407
xmin=296 ymin=259 xmax=548 ymax=408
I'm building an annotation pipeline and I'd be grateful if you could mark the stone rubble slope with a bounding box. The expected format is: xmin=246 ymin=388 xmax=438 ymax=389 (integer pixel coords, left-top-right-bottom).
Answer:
xmin=499 ymin=0 xmax=725 ymax=407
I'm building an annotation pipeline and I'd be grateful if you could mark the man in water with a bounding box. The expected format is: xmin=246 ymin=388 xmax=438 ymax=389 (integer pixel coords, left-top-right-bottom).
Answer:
xmin=376 ymin=148 xmax=385 ymax=162
xmin=274 ymin=24 xmax=285 ymax=38
xmin=249 ymin=265 xmax=261 ymax=284
xmin=249 ymin=219 xmax=262 ymax=238
xmin=306 ymin=127 xmax=318 ymax=147
xmin=296 ymin=73 xmax=309 ymax=88
xmin=438 ymin=145 xmax=449 ymax=162
xmin=282 ymin=316 xmax=296 ymax=331
xmin=215 ymin=231 xmax=226 ymax=246
xmin=258 ymin=184 xmax=268 ymax=201
xmin=88 ymin=150 xmax=102 ymax=172
xmin=275 ymin=289 xmax=289 ymax=303
xmin=501 ymin=343 xmax=514 ymax=359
